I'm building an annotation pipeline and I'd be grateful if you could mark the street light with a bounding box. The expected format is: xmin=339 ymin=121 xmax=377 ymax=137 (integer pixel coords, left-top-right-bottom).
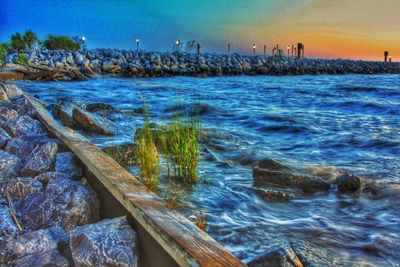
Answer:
xmin=287 ymin=45 xmax=290 ymax=57
xmin=389 ymin=55 xmax=392 ymax=62
xmin=136 ymin=38 xmax=140 ymax=51
xmin=253 ymin=44 xmax=256 ymax=56
xmin=264 ymin=44 xmax=266 ymax=56
xmin=81 ymin=36 xmax=86 ymax=51
xmin=228 ymin=43 xmax=231 ymax=55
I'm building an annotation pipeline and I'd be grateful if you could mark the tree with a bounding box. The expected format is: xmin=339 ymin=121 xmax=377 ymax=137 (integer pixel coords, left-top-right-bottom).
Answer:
xmin=43 ymin=35 xmax=80 ymax=50
xmin=0 ymin=43 xmax=8 ymax=68
xmin=23 ymin=29 xmax=39 ymax=49
xmin=11 ymin=32 xmax=25 ymax=50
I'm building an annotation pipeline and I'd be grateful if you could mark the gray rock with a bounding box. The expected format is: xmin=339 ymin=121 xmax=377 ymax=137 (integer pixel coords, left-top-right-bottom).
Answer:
xmin=0 ymin=127 xmax=11 ymax=149
xmin=1 ymin=83 xmax=23 ymax=100
xmin=72 ymin=107 xmax=115 ymax=135
xmin=21 ymin=142 xmax=58 ymax=177
xmin=3 ymin=116 xmax=43 ymax=138
xmin=0 ymin=150 xmax=21 ymax=182
xmin=55 ymin=152 xmax=83 ymax=180
xmin=9 ymin=226 xmax=68 ymax=258
xmin=70 ymin=216 xmax=137 ymax=267
xmin=18 ymin=178 xmax=99 ymax=231
xmin=336 ymin=174 xmax=364 ymax=193
xmin=12 ymin=250 xmax=70 ymax=267
xmin=0 ymin=205 xmax=19 ymax=237
xmin=248 ymin=246 xmax=303 ymax=267
xmin=4 ymin=137 xmax=37 ymax=161
xmin=7 ymin=177 xmax=43 ymax=198
xmin=34 ymin=171 xmax=71 ymax=184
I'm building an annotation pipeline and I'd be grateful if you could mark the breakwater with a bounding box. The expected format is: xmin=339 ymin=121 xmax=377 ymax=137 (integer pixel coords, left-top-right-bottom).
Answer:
xmin=4 ymin=49 xmax=400 ymax=81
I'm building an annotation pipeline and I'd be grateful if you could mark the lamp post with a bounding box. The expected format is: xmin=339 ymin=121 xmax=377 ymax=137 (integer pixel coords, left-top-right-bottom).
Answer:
xmin=253 ymin=44 xmax=256 ymax=56
xmin=228 ymin=43 xmax=231 ymax=55
xmin=81 ymin=36 xmax=86 ymax=51
xmin=287 ymin=45 xmax=290 ymax=57
xmin=264 ymin=44 xmax=266 ymax=56
xmin=389 ymin=55 xmax=392 ymax=62
xmin=136 ymin=38 xmax=140 ymax=51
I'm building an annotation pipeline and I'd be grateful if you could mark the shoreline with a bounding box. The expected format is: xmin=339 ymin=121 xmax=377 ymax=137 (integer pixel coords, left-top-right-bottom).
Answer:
xmin=2 ymin=49 xmax=400 ymax=81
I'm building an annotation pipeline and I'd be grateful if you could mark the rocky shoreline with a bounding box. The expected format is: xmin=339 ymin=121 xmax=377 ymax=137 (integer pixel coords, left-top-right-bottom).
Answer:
xmin=0 ymin=82 xmax=138 ymax=266
xmin=2 ymin=49 xmax=400 ymax=81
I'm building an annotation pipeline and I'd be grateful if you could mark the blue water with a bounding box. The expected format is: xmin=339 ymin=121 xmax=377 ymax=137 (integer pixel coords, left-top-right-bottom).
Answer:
xmin=17 ymin=74 xmax=400 ymax=266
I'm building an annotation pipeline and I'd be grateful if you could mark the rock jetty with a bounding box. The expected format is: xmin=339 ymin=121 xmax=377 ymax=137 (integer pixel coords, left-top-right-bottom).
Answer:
xmin=0 ymin=82 xmax=138 ymax=266
xmin=2 ymin=49 xmax=400 ymax=81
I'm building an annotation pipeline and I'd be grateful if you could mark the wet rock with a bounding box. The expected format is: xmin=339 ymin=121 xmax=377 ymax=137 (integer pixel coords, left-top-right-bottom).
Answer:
xmin=4 ymin=137 xmax=37 ymax=161
xmin=256 ymin=188 xmax=300 ymax=202
xmin=20 ymin=142 xmax=58 ymax=177
xmin=9 ymin=226 xmax=68 ymax=258
xmin=253 ymin=167 xmax=330 ymax=193
xmin=70 ymin=216 xmax=138 ymax=267
xmin=3 ymin=116 xmax=43 ymax=137
xmin=34 ymin=171 xmax=71 ymax=184
xmin=336 ymin=174 xmax=364 ymax=193
xmin=0 ymin=150 xmax=21 ymax=182
xmin=86 ymin=102 xmax=115 ymax=112
xmin=12 ymin=250 xmax=69 ymax=267
xmin=0 ymin=127 xmax=11 ymax=148
xmin=53 ymin=102 xmax=80 ymax=128
xmin=18 ymin=178 xmax=99 ymax=231
xmin=7 ymin=177 xmax=43 ymax=198
xmin=303 ymin=166 xmax=344 ymax=183
xmin=0 ymin=205 xmax=19 ymax=237
xmin=248 ymin=246 xmax=303 ymax=267
xmin=55 ymin=152 xmax=83 ymax=180
xmin=72 ymin=107 xmax=115 ymax=135
xmin=256 ymin=158 xmax=292 ymax=171
xmin=1 ymin=83 xmax=23 ymax=100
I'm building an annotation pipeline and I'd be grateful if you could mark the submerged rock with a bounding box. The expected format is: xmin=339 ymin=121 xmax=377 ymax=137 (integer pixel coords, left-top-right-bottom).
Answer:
xmin=3 ymin=116 xmax=43 ymax=138
xmin=12 ymin=250 xmax=69 ymax=267
xmin=69 ymin=216 xmax=138 ymax=267
xmin=256 ymin=188 xmax=300 ymax=202
xmin=336 ymin=174 xmax=364 ymax=193
xmin=72 ymin=107 xmax=115 ymax=135
xmin=0 ymin=150 xmax=21 ymax=182
xmin=7 ymin=177 xmax=43 ymax=198
xmin=256 ymin=158 xmax=292 ymax=171
xmin=248 ymin=246 xmax=303 ymax=267
xmin=18 ymin=178 xmax=99 ymax=231
xmin=86 ymin=102 xmax=115 ymax=112
xmin=20 ymin=141 xmax=58 ymax=177
xmin=55 ymin=152 xmax=83 ymax=180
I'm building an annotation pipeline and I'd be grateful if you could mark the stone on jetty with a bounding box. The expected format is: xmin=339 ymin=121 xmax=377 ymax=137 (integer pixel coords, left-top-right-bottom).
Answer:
xmin=0 ymin=127 xmax=11 ymax=149
xmin=70 ymin=216 xmax=138 ymax=267
xmin=18 ymin=178 xmax=99 ymax=231
xmin=34 ymin=171 xmax=70 ymax=184
xmin=12 ymin=250 xmax=69 ymax=267
xmin=0 ymin=83 xmax=23 ymax=100
xmin=7 ymin=177 xmax=43 ymax=198
xmin=4 ymin=137 xmax=36 ymax=161
xmin=11 ymin=96 xmax=37 ymax=117
xmin=336 ymin=174 xmax=364 ymax=193
xmin=4 ymin=116 xmax=43 ymax=138
xmin=20 ymin=141 xmax=58 ymax=177
xmin=72 ymin=107 xmax=115 ymax=135
xmin=55 ymin=152 xmax=83 ymax=180
xmin=0 ymin=87 xmax=10 ymax=104
xmin=256 ymin=188 xmax=299 ymax=202
xmin=0 ymin=107 xmax=19 ymax=124
xmin=0 ymin=205 xmax=19 ymax=237
xmin=0 ymin=150 xmax=21 ymax=182
xmin=53 ymin=102 xmax=81 ymax=128
xmin=248 ymin=246 xmax=303 ymax=267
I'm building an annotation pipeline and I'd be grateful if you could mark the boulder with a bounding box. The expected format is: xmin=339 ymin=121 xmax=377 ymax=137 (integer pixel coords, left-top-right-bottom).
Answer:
xmin=248 ymin=246 xmax=303 ymax=267
xmin=0 ymin=205 xmax=19 ymax=237
xmin=4 ymin=137 xmax=37 ymax=161
xmin=0 ymin=127 xmax=11 ymax=148
xmin=70 ymin=216 xmax=138 ymax=267
xmin=19 ymin=134 xmax=68 ymax=152
xmin=7 ymin=177 xmax=43 ymax=198
xmin=55 ymin=152 xmax=83 ymax=180
xmin=253 ymin=167 xmax=330 ymax=193
xmin=0 ymin=151 xmax=21 ymax=182
xmin=20 ymin=142 xmax=58 ymax=176
xmin=11 ymin=96 xmax=36 ymax=117
xmin=256 ymin=158 xmax=292 ymax=171
xmin=3 ymin=116 xmax=43 ymax=137
xmin=72 ymin=107 xmax=115 ymax=135
xmin=12 ymin=250 xmax=69 ymax=267
xmin=34 ymin=171 xmax=71 ymax=184
xmin=0 ymin=107 xmax=19 ymax=123
xmin=9 ymin=226 xmax=68 ymax=258
xmin=336 ymin=174 xmax=364 ymax=193
xmin=18 ymin=178 xmax=99 ymax=231
xmin=53 ymin=102 xmax=80 ymax=128
xmin=1 ymin=83 xmax=23 ymax=99
xmin=86 ymin=102 xmax=115 ymax=112
xmin=0 ymin=86 xmax=10 ymax=104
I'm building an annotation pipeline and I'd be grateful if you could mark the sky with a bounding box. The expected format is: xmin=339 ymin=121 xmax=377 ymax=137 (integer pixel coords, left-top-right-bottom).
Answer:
xmin=1 ymin=0 xmax=399 ymax=61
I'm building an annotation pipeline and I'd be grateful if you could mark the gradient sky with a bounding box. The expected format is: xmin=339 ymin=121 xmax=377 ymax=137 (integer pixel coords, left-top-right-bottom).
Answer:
xmin=1 ymin=0 xmax=399 ymax=61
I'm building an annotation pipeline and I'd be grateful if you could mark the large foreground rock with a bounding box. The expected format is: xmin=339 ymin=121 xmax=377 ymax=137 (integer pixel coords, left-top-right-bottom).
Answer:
xmin=12 ymin=250 xmax=69 ymax=267
xmin=248 ymin=246 xmax=303 ymax=267
xmin=18 ymin=178 xmax=99 ymax=231
xmin=20 ymin=141 xmax=58 ymax=176
xmin=70 ymin=216 xmax=137 ymax=267
xmin=55 ymin=152 xmax=83 ymax=180
xmin=72 ymin=107 xmax=115 ymax=135
xmin=3 ymin=116 xmax=43 ymax=137
xmin=0 ymin=150 xmax=21 ymax=182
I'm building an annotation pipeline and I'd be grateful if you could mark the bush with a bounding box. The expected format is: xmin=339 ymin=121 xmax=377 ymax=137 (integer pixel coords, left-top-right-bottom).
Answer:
xmin=11 ymin=32 xmax=25 ymax=50
xmin=0 ymin=43 xmax=7 ymax=68
xmin=43 ymin=35 xmax=80 ymax=50
xmin=23 ymin=29 xmax=39 ymax=49
xmin=14 ymin=53 xmax=29 ymax=65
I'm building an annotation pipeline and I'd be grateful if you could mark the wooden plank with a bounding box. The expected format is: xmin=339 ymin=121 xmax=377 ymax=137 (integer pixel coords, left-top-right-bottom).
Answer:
xmin=27 ymin=95 xmax=246 ymax=267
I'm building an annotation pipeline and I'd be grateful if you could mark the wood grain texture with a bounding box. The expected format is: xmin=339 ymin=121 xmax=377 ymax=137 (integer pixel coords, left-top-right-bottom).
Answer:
xmin=26 ymin=95 xmax=247 ymax=267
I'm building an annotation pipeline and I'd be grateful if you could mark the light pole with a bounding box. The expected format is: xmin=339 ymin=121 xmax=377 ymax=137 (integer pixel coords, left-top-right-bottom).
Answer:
xmin=253 ymin=44 xmax=256 ymax=56
xmin=287 ymin=45 xmax=290 ymax=57
xmin=136 ymin=38 xmax=140 ymax=51
xmin=81 ymin=36 xmax=86 ymax=51
xmin=228 ymin=43 xmax=231 ymax=55
xmin=389 ymin=55 xmax=392 ymax=62
xmin=264 ymin=44 xmax=266 ymax=56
